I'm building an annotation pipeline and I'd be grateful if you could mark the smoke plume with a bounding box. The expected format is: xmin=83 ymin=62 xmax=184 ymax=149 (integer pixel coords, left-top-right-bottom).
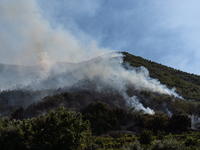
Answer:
xmin=0 ymin=0 xmax=181 ymax=114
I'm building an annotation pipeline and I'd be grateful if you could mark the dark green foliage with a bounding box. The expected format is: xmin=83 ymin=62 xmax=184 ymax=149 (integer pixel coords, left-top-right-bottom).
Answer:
xmin=184 ymin=136 xmax=197 ymax=147
xmin=85 ymin=143 xmax=98 ymax=150
xmin=63 ymin=91 xmax=72 ymax=99
xmin=90 ymin=135 xmax=136 ymax=149
xmin=114 ymin=131 xmax=123 ymax=139
xmin=82 ymin=102 xmax=136 ymax=135
xmin=150 ymin=112 xmax=169 ymax=132
xmin=113 ymin=107 xmax=131 ymax=124
xmin=156 ymin=130 xmax=166 ymax=141
xmin=1 ymin=109 xmax=200 ymax=150
xmin=169 ymin=109 xmax=191 ymax=130
xmin=82 ymin=102 xmax=119 ymax=135
xmin=137 ymin=112 xmax=169 ymax=132
xmin=0 ymin=107 xmax=91 ymax=150
xmin=139 ymin=129 xmax=153 ymax=145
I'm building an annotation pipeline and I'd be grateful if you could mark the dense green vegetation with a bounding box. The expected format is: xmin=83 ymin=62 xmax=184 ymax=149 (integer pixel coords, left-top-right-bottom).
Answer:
xmin=0 ymin=105 xmax=199 ymax=149
xmin=1 ymin=52 xmax=200 ymax=149
xmin=0 ymin=107 xmax=90 ymax=150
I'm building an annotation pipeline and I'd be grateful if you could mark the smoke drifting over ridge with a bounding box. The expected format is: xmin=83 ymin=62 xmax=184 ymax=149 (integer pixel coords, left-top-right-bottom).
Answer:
xmin=0 ymin=0 xmax=107 ymax=67
xmin=0 ymin=0 xmax=181 ymax=114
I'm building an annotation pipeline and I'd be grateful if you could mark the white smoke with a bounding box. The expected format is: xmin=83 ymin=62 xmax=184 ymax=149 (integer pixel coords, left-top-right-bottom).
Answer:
xmin=0 ymin=0 xmax=107 ymax=67
xmin=190 ymin=114 xmax=200 ymax=130
xmin=0 ymin=0 xmax=182 ymax=114
xmin=127 ymin=96 xmax=155 ymax=114
xmin=163 ymin=103 xmax=172 ymax=117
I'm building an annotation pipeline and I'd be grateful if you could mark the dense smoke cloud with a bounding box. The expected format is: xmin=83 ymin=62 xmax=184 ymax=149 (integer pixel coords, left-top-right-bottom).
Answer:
xmin=0 ymin=0 xmax=181 ymax=114
xmin=0 ymin=0 xmax=107 ymax=67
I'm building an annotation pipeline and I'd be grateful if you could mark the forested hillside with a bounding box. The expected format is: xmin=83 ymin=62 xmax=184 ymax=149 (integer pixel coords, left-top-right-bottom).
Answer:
xmin=0 ymin=52 xmax=200 ymax=149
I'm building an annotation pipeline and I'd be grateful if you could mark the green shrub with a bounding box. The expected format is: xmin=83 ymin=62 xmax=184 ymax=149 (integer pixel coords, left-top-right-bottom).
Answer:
xmin=156 ymin=130 xmax=165 ymax=141
xmin=151 ymin=112 xmax=169 ymax=132
xmin=128 ymin=140 xmax=144 ymax=150
xmin=151 ymin=140 xmax=163 ymax=150
xmin=82 ymin=102 xmax=118 ymax=134
xmin=151 ymin=139 xmax=187 ymax=150
xmin=121 ymin=140 xmax=143 ymax=150
xmin=0 ymin=107 xmax=91 ymax=150
xmin=170 ymin=109 xmax=191 ymax=130
xmin=85 ymin=143 xmax=98 ymax=150
xmin=2 ymin=117 xmax=10 ymax=127
xmin=136 ymin=112 xmax=169 ymax=132
xmin=62 ymin=91 xmax=73 ymax=100
xmin=162 ymin=138 xmax=187 ymax=150
xmin=184 ymin=136 xmax=197 ymax=147
xmin=114 ymin=131 xmax=123 ymax=139
xmin=139 ymin=129 xmax=153 ymax=145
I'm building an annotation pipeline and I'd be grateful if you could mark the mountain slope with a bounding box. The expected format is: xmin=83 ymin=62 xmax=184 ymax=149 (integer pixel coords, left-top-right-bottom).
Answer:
xmin=123 ymin=52 xmax=200 ymax=101
xmin=1 ymin=52 xmax=200 ymax=118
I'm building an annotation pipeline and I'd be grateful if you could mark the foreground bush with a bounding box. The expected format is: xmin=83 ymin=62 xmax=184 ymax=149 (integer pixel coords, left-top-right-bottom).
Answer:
xmin=184 ymin=136 xmax=197 ymax=147
xmin=121 ymin=140 xmax=143 ymax=150
xmin=0 ymin=107 xmax=91 ymax=150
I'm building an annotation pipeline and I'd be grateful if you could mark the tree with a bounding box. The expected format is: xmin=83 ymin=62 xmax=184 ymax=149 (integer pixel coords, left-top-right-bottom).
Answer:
xmin=30 ymin=107 xmax=91 ymax=149
xmin=82 ymin=102 xmax=118 ymax=135
xmin=139 ymin=129 xmax=153 ymax=145
xmin=0 ymin=107 xmax=91 ymax=150
xmin=169 ymin=109 xmax=191 ymax=131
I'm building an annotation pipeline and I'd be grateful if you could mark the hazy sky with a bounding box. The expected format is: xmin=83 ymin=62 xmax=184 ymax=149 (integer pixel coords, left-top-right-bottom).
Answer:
xmin=1 ymin=0 xmax=200 ymax=75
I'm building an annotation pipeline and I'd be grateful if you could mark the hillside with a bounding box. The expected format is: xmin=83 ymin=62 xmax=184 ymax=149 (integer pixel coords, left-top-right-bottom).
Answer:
xmin=1 ymin=52 xmax=200 ymax=117
xmin=2 ymin=52 xmax=200 ymax=101
xmin=1 ymin=52 xmax=200 ymax=149
xmin=123 ymin=52 xmax=200 ymax=101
